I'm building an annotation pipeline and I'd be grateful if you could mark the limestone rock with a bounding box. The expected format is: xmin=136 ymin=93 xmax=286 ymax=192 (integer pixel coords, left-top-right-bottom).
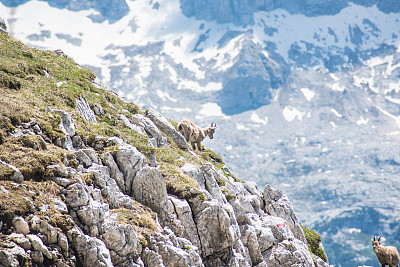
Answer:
xmin=190 ymin=198 xmax=240 ymax=258
xmin=120 ymin=114 xmax=146 ymax=135
xmin=12 ymin=216 xmax=29 ymax=235
xmin=76 ymin=96 xmax=97 ymax=122
xmin=114 ymin=144 xmax=147 ymax=195
xmin=9 ymin=233 xmax=31 ymax=250
xmin=27 ymin=234 xmax=52 ymax=259
xmin=263 ymin=185 xmax=306 ymax=243
xmin=80 ymin=148 xmax=101 ymax=164
xmin=181 ymin=163 xmax=206 ymax=189
xmin=0 ymin=160 xmax=24 ymax=183
xmin=30 ymin=250 xmax=44 ymax=263
xmin=100 ymin=217 xmax=139 ymax=264
xmin=146 ymin=108 xmax=189 ymax=149
xmin=53 ymin=109 xmax=76 ymax=136
xmin=67 ymin=227 xmax=113 ymax=267
xmin=168 ymin=195 xmax=201 ymax=249
xmin=88 ymin=163 xmax=133 ymax=209
xmin=145 ymin=228 xmax=203 ymax=267
xmin=63 ymin=183 xmax=90 ymax=208
xmin=101 ymin=152 xmax=125 ymax=193
xmin=58 ymin=232 xmax=69 ymax=255
xmin=29 ymin=216 xmax=58 ymax=244
xmin=131 ymin=113 xmax=168 ymax=147
xmin=262 ymin=239 xmax=314 ymax=267
xmin=74 ymin=149 xmax=93 ymax=168
xmin=132 ymin=166 xmax=168 ymax=220
xmin=200 ymin=163 xmax=225 ymax=201
xmin=52 ymin=198 xmax=69 ymax=214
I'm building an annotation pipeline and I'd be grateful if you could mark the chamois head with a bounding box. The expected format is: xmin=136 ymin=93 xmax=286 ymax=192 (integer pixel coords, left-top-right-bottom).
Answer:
xmin=372 ymin=236 xmax=382 ymax=249
xmin=207 ymin=122 xmax=217 ymax=139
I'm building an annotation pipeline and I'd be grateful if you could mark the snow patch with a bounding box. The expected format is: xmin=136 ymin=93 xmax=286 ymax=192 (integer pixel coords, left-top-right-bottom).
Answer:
xmin=283 ymin=106 xmax=305 ymax=122
xmin=250 ymin=112 xmax=268 ymax=125
xmin=300 ymin=88 xmax=315 ymax=101
xmin=236 ymin=123 xmax=250 ymax=131
xmin=357 ymin=116 xmax=369 ymax=125
xmin=196 ymin=102 xmax=225 ymax=118
xmin=330 ymin=83 xmax=345 ymax=92
xmin=331 ymin=108 xmax=343 ymax=118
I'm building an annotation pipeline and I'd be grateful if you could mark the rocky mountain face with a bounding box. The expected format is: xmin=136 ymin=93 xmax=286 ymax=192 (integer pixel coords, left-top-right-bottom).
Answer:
xmin=180 ymin=0 xmax=400 ymax=25
xmin=2 ymin=0 xmax=400 ymax=266
xmin=0 ymin=30 xmax=330 ymax=266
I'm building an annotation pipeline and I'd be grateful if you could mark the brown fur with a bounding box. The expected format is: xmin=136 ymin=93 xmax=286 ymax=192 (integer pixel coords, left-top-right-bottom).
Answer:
xmin=177 ymin=119 xmax=216 ymax=151
xmin=372 ymin=236 xmax=400 ymax=267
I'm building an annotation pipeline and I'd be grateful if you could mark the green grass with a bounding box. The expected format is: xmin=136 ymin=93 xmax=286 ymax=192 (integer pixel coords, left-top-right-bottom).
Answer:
xmin=301 ymin=224 xmax=328 ymax=263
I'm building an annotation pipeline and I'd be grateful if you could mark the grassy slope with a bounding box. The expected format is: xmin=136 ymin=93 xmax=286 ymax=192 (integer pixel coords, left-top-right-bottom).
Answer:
xmin=0 ymin=31 xmax=231 ymax=238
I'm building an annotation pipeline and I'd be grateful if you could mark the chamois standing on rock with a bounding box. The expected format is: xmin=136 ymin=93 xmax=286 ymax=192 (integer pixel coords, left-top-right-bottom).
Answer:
xmin=177 ymin=119 xmax=216 ymax=151
xmin=372 ymin=236 xmax=400 ymax=267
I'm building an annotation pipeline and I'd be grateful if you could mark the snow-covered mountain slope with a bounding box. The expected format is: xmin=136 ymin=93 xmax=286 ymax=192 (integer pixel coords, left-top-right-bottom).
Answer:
xmin=1 ymin=0 xmax=400 ymax=266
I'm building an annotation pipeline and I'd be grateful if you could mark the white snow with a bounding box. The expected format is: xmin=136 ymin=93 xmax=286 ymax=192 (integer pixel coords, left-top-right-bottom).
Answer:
xmin=300 ymin=88 xmax=315 ymax=101
xmin=196 ymin=102 xmax=225 ymax=118
xmin=2 ymin=0 xmax=400 ymax=91
xmin=236 ymin=123 xmax=250 ymax=131
xmin=283 ymin=106 xmax=305 ymax=122
xmin=356 ymin=116 xmax=369 ymax=125
xmin=331 ymin=108 xmax=343 ymax=118
xmin=250 ymin=112 xmax=268 ymax=125
xmin=330 ymin=83 xmax=345 ymax=92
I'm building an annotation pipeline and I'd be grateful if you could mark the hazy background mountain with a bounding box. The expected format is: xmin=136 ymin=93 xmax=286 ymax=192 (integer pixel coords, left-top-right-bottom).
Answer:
xmin=1 ymin=0 xmax=400 ymax=266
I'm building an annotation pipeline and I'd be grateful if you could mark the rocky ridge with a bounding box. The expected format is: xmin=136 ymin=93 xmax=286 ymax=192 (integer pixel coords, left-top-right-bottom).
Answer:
xmin=0 ymin=26 xmax=329 ymax=266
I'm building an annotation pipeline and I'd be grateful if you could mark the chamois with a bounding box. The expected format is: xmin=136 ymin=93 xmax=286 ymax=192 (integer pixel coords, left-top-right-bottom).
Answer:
xmin=177 ymin=119 xmax=216 ymax=151
xmin=372 ymin=236 xmax=400 ymax=267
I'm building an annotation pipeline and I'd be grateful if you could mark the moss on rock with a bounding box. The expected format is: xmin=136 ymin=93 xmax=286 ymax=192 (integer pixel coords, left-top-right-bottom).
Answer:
xmin=301 ymin=224 xmax=328 ymax=263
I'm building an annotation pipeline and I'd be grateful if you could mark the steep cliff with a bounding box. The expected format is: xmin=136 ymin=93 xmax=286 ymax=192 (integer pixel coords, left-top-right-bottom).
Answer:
xmin=0 ymin=27 xmax=329 ymax=266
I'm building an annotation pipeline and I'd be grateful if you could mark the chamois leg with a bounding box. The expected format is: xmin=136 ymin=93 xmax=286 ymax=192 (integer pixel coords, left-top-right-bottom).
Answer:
xmin=197 ymin=141 xmax=202 ymax=151
xmin=191 ymin=142 xmax=196 ymax=151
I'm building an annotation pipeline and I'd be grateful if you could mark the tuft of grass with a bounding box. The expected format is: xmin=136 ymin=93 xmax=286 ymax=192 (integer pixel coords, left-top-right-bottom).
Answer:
xmin=221 ymin=189 xmax=237 ymax=201
xmin=110 ymin=202 xmax=159 ymax=245
xmin=0 ymin=142 xmax=64 ymax=181
xmin=301 ymin=224 xmax=328 ymax=263
xmin=159 ymin=164 xmax=200 ymax=199
xmin=0 ymin=180 xmax=61 ymax=226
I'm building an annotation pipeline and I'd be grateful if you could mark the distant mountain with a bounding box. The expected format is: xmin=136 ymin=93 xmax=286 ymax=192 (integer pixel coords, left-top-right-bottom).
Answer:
xmin=1 ymin=0 xmax=400 ymax=266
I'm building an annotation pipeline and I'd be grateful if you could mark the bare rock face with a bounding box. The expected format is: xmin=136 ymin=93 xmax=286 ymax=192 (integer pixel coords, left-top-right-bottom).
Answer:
xmin=146 ymin=108 xmax=190 ymax=149
xmin=0 ymin=99 xmax=330 ymax=266
xmin=263 ymin=239 xmax=314 ymax=267
xmin=67 ymin=227 xmax=113 ymax=267
xmin=169 ymin=195 xmax=202 ymax=249
xmin=76 ymin=96 xmax=97 ymax=122
xmin=263 ymin=184 xmax=306 ymax=243
xmin=113 ymin=144 xmax=147 ymax=195
xmin=12 ymin=216 xmax=29 ymax=235
xmin=100 ymin=218 xmax=139 ymax=265
xmin=190 ymin=198 xmax=240 ymax=258
xmin=53 ymin=109 xmax=76 ymax=137
xmin=181 ymin=163 xmax=206 ymax=189
xmin=132 ymin=166 xmax=169 ymax=220
xmin=131 ymin=113 xmax=168 ymax=147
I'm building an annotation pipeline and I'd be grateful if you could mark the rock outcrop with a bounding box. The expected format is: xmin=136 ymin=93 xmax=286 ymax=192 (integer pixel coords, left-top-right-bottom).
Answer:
xmin=0 ymin=107 xmax=330 ymax=266
xmin=0 ymin=32 xmax=330 ymax=267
